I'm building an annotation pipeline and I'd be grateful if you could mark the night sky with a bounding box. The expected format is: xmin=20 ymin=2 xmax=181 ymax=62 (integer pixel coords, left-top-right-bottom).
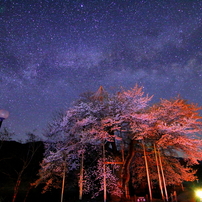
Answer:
xmin=0 ymin=0 xmax=202 ymax=141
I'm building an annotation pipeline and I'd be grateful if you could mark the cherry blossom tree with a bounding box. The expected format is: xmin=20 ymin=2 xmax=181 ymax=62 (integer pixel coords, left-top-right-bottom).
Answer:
xmin=127 ymin=98 xmax=202 ymax=200
xmin=34 ymin=86 xmax=120 ymax=199
xmin=34 ymin=86 xmax=202 ymax=201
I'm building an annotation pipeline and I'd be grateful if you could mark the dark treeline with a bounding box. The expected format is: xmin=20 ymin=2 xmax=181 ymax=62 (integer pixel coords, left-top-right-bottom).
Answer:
xmin=0 ymin=141 xmax=47 ymax=202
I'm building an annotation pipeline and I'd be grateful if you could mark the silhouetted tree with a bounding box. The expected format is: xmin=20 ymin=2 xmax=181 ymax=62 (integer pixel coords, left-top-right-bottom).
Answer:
xmin=12 ymin=133 xmax=42 ymax=202
xmin=0 ymin=127 xmax=13 ymax=149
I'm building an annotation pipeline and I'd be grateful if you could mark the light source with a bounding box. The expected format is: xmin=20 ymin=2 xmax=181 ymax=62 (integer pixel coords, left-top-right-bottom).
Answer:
xmin=0 ymin=109 xmax=9 ymax=128
xmin=195 ymin=189 xmax=202 ymax=201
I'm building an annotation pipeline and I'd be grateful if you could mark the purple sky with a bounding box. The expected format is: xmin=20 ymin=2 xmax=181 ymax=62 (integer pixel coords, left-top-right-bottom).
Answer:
xmin=0 ymin=0 xmax=201 ymax=140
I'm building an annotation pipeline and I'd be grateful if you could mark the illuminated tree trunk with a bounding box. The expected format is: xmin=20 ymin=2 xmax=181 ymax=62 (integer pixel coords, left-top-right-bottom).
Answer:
xmin=121 ymin=140 xmax=135 ymax=199
xmin=154 ymin=143 xmax=165 ymax=201
xmin=61 ymin=160 xmax=66 ymax=202
xmin=142 ymin=141 xmax=152 ymax=202
xmin=158 ymin=149 xmax=168 ymax=202
xmin=103 ymin=143 xmax=107 ymax=202
xmin=79 ymin=152 xmax=84 ymax=200
xmin=12 ymin=172 xmax=22 ymax=202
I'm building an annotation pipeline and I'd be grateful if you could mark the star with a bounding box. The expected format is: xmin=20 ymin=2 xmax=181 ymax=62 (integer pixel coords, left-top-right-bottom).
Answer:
xmin=0 ymin=0 xmax=201 ymax=140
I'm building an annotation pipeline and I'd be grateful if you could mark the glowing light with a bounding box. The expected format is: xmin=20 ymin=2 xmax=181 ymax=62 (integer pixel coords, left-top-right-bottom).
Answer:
xmin=0 ymin=109 xmax=9 ymax=119
xmin=0 ymin=109 xmax=9 ymax=128
xmin=195 ymin=189 xmax=202 ymax=199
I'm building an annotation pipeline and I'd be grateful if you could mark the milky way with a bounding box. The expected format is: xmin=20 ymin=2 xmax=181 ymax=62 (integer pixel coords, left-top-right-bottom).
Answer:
xmin=0 ymin=0 xmax=201 ymax=140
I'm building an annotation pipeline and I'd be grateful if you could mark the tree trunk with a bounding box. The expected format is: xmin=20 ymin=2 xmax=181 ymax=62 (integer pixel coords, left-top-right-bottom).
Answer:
xmin=154 ymin=143 xmax=165 ymax=201
xmin=103 ymin=143 xmax=107 ymax=202
xmin=79 ymin=152 xmax=84 ymax=200
xmin=158 ymin=149 xmax=168 ymax=202
xmin=121 ymin=140 xmax=135 ymax=199
xmin=143 ymin=141 xmax=152 ymax=202
xmin=61 ymin=161 xmax=66 ymax=202
xmin=12 ymin=174 xmax=22 ymax=202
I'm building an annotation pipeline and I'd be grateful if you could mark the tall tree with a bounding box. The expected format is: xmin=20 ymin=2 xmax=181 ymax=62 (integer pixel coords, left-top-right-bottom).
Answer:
xmin=34 ymin=86 xmax=202 ymax=201
xmin=128 ymin=98 xmax=202 ymax=197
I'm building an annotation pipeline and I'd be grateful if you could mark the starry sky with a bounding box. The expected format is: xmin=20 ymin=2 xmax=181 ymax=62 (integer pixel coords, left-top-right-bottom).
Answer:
xmin=0 ymin=0 xmax=202 ymax=141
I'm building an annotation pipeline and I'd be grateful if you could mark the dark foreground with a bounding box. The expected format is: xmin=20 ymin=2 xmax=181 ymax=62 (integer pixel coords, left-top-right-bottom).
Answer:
xmin=0 ymin=141 xmax=199 ymax=202
xmin=0 ymin=189 xmax=198 ymax=202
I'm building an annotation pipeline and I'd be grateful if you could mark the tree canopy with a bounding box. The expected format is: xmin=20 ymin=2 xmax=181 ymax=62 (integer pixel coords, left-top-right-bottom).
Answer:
xmin=34 ymin=85 xmax=202 ymax=200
